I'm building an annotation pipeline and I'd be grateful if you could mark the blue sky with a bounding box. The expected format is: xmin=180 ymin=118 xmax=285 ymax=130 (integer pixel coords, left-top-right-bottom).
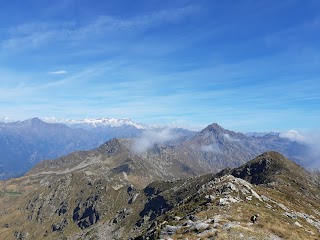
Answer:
xmin=0 ymin=0 xmax=319 ymax=131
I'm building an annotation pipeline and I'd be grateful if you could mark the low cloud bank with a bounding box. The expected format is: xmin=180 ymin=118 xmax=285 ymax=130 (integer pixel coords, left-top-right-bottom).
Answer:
xmin=131 ymin=128 xmax=178 ymax=154
xmin=280 ymin=130 xmax=320 ymax=168
xmin=279 ymin=130 xmax=307 ymax=143
xmin=201 ymin=144 xmax=222 ymax=154
xmin=223 ymin=133 xmax=239 ymax=142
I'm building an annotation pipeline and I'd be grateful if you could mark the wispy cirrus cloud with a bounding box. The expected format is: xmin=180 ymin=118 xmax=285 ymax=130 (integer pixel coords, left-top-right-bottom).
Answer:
xmin=1 ymin=52 xmax=319 ymax=131
xmin=1 ymin=5 xmax=199 ymax=52
xmin=48 ymin=70 xmax=67 ymax=75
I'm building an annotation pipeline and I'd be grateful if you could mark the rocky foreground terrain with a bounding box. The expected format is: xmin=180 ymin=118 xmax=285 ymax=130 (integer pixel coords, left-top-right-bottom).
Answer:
xmin=0 ymin=149 xmax=320 ymax=239
xmin=137 ymin=151 xmax=320 ymax=239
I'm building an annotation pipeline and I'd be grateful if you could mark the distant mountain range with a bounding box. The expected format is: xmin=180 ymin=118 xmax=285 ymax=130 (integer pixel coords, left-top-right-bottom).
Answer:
xmin=0 ymin=117 xmax=314 ymax=180
xmin=0 ymin=118 xmax=103 ymax=179
xmin=0 ymin=118 xmax=195 ymax=180
xmin=43 ymin=117 xmax=147 ymax=129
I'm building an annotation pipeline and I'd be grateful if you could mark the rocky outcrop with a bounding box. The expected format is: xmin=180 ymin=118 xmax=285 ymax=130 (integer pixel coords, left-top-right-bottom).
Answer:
xmin=72 ymin=196 xmax=101 ymax=229
xmin=136 ymin=195 xmax=172 ymax=227
xmin=14 ymin=231 xmax=28 ymax=240
xmin=51 ymin=218 xmax=69 ymax=232
xmin=56 ymin=201 xmax=68 ymax=216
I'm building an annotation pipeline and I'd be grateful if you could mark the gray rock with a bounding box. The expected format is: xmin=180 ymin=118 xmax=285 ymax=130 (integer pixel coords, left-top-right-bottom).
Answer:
xmin=14 ymin=231 xmax=28 ymax=240
xmin=51 ymin=218 xmax=69 ymax=232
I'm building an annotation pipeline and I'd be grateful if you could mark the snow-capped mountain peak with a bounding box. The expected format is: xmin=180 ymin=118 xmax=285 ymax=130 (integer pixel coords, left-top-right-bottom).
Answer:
xmin=42 ymin=117 xmax=147 ymax=129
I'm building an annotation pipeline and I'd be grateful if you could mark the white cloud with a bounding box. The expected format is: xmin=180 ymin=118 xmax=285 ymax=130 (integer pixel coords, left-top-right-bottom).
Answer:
xmin=131 ymin=128 xmax=178 ymax=153
xmin=279 ymin=130 xmax=320 ymax=168
xmin=279 ymin=130 xmax=306 ymax=143
xmin=302 ymin=130 xmax=320 ymax=168
xmin=48 ymin=70 xmax=67 ymax=75
xmin=223 ymin=133 xmax=239 ymax=142
xmin=201 ymin=144 xmax=222 ymax=154
xmin=0 ymin=117 xmax=12 ymax=123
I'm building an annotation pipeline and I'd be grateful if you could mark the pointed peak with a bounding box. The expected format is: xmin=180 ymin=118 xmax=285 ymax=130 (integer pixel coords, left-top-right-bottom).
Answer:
xmin=31 ymin=117 xmax=42 ymax=122
xmin=23 ymin=117 xmax=45 ymax=125
xmin=201 ymin=123 xmax=226 ymax=133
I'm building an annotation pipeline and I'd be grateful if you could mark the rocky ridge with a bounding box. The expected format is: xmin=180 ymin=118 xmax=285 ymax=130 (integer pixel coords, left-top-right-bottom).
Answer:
xmin=136 ymin=152 xmax=320 ymax=239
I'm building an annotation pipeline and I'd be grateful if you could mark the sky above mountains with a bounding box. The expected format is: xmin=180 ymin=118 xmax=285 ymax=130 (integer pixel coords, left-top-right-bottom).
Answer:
xmin=0 ymin=0 xmax=319 ymax=131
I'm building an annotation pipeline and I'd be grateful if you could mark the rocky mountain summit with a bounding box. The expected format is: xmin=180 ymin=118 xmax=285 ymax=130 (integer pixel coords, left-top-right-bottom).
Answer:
xmin=175 ymin=123 xmax=312 ymax=171
xmin=0 ymin=150 xmax=319 ymax=239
